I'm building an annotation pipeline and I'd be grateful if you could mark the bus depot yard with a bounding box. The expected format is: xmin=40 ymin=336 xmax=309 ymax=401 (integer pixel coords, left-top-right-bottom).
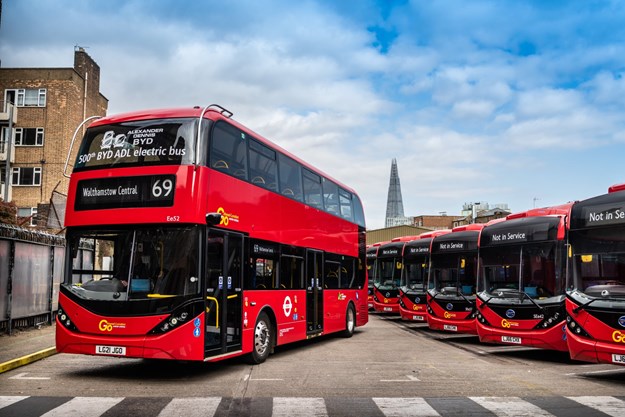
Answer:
xmin=1 ymin=105 xmax=624 ymax=415
xmin=1 ymin=314 xmax=625 ymax=416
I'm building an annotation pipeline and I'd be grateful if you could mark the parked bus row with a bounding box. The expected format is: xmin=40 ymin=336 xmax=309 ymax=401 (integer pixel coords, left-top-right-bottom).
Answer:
xmin=369 ymin=186 xmax=625 ymax=367
xmin=57 ymin=105 xmax=368 ymax=365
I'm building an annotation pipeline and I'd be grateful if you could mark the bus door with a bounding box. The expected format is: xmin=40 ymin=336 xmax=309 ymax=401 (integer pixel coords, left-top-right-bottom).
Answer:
xmin=205 ymin=229 xmax=243 ymax=357
xmin=306 ymin=249 xmax=324 ymax=335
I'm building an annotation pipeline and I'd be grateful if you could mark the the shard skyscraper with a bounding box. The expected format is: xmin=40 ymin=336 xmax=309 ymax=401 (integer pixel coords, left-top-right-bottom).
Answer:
xmin=384 ymin=158 xmax=410 ymax=227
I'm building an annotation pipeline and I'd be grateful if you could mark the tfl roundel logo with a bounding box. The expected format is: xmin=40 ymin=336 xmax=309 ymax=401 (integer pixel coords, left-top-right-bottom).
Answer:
xmin=506 ymin=309 xmax=516 ymax=319
xmin=446 ymin=303 xmax=454 ymax=311
xmin=618 ymin=315 xmax=625 ymax=328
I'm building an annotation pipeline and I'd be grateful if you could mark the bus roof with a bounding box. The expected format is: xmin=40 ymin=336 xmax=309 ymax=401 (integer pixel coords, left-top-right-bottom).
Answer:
xmin=570 ymin=186 xmax=625 ymax=230
xmin=505 ymin=202 xmax=574 ymax=220
xmin=87 ymin=106 xmax=358 ymax=196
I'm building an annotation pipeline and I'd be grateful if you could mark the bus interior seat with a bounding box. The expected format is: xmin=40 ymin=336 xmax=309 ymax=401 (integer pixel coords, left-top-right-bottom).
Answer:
xmin=212 ymin=160 xmax=229 ymax=170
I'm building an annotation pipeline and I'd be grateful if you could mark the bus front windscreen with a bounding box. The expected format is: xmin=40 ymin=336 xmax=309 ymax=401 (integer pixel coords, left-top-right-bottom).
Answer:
xmin=65 ymin=225 xmax=200 ymax=302
xmin=73 ymin=118 xmax=198 ymax=171
xmin=375 ymin=258 xmax=400 ymax=290
xmin=570 ymin=228 xmax=625 ymax=297
xmin=480 ymin=242 xmax=563 ymax=298
xmin=430 ymin=254 xmax=476 ymax=295
xmin=401 ymin=258 xmax=429 ymax=290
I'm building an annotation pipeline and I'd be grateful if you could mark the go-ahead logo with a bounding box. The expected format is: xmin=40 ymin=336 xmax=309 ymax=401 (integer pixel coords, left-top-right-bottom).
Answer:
xmin=612 ymin=330 xmax=625 ymax=343
xmin=98 ymin=319 xmax=126 ymax=332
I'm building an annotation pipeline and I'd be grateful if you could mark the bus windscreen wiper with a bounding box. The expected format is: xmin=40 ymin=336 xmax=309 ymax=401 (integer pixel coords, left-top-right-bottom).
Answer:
xmin=493 ymin=288 xmax=544 ymax=312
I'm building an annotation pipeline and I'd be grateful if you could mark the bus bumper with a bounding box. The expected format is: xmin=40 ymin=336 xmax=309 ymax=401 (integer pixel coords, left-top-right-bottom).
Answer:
xmin=566 ymin=330 xmax=625 ymax=366
xmin=55 ymin=315 xmax=205 ymax=361
xmin=373 ymin=300 xmax=399 ymax=314
xmin=427 ymin=314 xmax=477 ymax=335
xmin=399 ymin=305 xmax=427 ymax=322
xmin=476 ymin=321 xmax=568 ymax=351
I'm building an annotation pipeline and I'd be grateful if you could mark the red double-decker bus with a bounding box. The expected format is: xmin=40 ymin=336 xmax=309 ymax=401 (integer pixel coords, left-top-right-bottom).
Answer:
xmin=566 ymin=184 xmax=625 ymax=366
xmin=56 ymin=105 xmax=368 ymax=364
xmin=398 ymin=230 xmax=450 ymax=322
xmin=475 ymin=204 xmax=572 ymax=351
xmin=426 ymin=224 xmax=483 ymax=334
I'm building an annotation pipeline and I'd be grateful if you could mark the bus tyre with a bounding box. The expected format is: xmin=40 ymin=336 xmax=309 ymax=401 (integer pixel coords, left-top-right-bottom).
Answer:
xmin=248 ymin=312 xmax=273 ymax=364
xmin=341 ymin=304 xmax=356 ymax=338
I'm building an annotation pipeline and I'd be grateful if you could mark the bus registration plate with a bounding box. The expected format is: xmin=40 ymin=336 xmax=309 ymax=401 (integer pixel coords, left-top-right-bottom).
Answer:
xmin=612 ymin=354 xmax=625 ymax=364
xmin=443 ymin=324 xmax=457 ymax=331
xmin=96 ymin=345 xmax=127 ymax=356
xmin=501 ymin=336 xmax=522 ymax=344
xmin=383 ymin=307 xmax=393 ymax=312
xmin=412 ymin=315 xmax=425 ymax=321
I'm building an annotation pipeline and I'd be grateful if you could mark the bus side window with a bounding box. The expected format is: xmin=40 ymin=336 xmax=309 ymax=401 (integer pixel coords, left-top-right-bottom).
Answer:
xmin=253 ymin=258 xmax=276 ymax=289
xmin=325 ymin=259 xmax=340 ymax=289
xmin=341 ymin=258 xmax=355 ymax=288
xmin=249 ymin=139 xmax=278 ymax=191
xmin=303 ymin=168 xmax=323 ymax=210
xmin=280 ymin=255 xmax=303 ymax=289
xmin=338 ymin=189 xmax=354 ymax=222
xmin=322 ymin=178 xmax=339 ymax=215
xmin=278 ymin=153 xmax=304 ymax=202
xmin=210 ymin=122 xmax=248 ymax=179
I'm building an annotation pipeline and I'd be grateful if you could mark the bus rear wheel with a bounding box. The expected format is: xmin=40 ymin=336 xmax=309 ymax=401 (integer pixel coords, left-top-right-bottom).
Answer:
xmin=247 ymin=311 xmax=273 ymax=364
xmin=341 ymin=304 xmax=356 ymax=338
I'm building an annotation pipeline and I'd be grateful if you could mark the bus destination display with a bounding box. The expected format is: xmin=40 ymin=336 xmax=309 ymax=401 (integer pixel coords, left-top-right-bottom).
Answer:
xmin=75 ymin=175 xmax=176 ymax=210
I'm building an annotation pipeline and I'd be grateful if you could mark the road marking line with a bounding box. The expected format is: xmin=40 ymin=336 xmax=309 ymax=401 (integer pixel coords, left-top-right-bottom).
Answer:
xmin=273 ymin=397 xmax=327 ymax=417
xmin=243 ymin=374 xmax=283 ymax=382
xmin=568 ymin=396 xmax=625 ymax=417
xmin=469 ymin=396 xmax=555 ymax=416
xmin=40 ymin=397 xmax=124 ymax=417
xmin=380 ymin=375 xmax=420 ymax=382
xmin=374 ymin=397 xmax=440 ymax=416
xmin=9 ymin=372 xmax=50 ymax=380
xmin=0 ymin=396 xmax=28 ymax=410
xmin=158 ymin=397 xmax=221 ymax=417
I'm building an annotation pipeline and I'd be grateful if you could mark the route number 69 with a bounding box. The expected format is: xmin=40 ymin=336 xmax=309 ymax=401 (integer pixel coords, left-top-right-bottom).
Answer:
xmin=152 ymin=179 xmax=173 ymax=198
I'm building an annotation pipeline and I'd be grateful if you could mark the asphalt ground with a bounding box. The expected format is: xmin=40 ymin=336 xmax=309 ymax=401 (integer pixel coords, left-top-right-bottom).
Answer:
xmin=0 ymin=323 xmax=56 ymax=373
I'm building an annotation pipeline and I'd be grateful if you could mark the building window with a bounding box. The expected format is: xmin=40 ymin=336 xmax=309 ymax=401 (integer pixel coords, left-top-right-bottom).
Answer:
xmin=17 ymin=207 xmax=38 ymax=226
xmin=0 ymin=127 xmax=8 ymax=153
xmin=14 ymin=128 xmax=44 ymax=146
xmin=12 ymin=167 xmax=42 ymax=186
xmin=14 ymin=88 xmax=47 ymax=107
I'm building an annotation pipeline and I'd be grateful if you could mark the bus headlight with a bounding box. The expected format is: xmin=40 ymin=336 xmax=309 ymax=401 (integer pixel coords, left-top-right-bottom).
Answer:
xmin=148 ymin=302 xmax=203 ymax=335
xmin=566 ymin=315 xmax=590 ymax=338
xmin=57 ymin=306 xmax=78 ymax=332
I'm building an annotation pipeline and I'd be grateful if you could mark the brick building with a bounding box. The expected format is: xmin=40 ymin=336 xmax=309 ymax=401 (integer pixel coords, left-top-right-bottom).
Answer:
xmin=412 ymin=214 xmax=456 ymax=230
xmin=0 ymin=48 xmax=108 ymax=226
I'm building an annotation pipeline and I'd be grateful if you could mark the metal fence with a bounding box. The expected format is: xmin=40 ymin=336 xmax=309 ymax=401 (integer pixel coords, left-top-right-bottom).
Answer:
xmin=0 ymin=223 xmax=65 ymax=334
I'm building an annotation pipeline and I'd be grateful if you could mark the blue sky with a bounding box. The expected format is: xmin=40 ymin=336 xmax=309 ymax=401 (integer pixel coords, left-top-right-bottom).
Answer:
xmin=2 ymin=0 xmax=625 ymax=229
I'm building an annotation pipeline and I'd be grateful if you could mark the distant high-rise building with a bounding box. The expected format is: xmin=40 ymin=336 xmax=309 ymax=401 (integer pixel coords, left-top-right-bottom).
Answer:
xmin=385 ymin=158 xmax=411 ymax=227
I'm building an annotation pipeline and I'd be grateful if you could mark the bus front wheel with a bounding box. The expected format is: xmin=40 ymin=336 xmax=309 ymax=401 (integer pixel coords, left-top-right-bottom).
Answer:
xmin=247 ymin=311 xmax=273 ymax=364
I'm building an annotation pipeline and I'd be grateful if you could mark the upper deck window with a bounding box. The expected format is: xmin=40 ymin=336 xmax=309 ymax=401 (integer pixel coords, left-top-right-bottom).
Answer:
xmin=303 ymin=168 xmax=323 ymax=210
xmin=249 ymin=139 xmax=278 ymax=191
xmin=210 ymin=121 xmax=248 ymax=179
xmin=73 ymin=118 xmax=197 ymax=171
xmin=278 ymin=154 xmax=303 ymax=202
